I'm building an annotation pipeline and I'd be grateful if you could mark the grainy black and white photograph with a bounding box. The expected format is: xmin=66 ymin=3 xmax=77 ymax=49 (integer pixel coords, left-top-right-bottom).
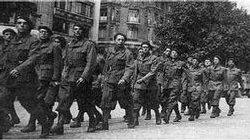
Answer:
xmin=0 ymin=0 xmax=250 ymax=139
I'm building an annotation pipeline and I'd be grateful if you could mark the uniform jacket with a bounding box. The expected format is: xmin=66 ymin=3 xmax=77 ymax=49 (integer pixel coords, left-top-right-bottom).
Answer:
xmin=103 ymin=45 xmax=134 ymax=84
xmin=188 ymin=65 xmax=203 ymax=92
xmin=224 ymin=67 xmax=244 ymax=91
xmin=15 ymin=39 xmax=62 ymax=81
xmin=5 ymin=34 xmax=38 ymax=86
xmin=158 ymin=59 xmax=191 ymax=90
xmin=61 ymin=38 xmax=96 ymax=83
xmin=123 ymin=54 xmax=159 ymax=90
xmin=202 ymin=66 xmax=212 ymax=91
xmin=209 ymin=65 xmax=227 ymax=91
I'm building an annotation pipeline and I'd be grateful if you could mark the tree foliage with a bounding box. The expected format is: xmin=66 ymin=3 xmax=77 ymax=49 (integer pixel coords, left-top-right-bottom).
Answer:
xmin=154 ymin=1 xmax=250 ymax=71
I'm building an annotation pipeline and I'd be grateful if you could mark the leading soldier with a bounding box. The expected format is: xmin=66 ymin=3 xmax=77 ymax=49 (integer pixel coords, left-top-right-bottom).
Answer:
xmin=52 ymin=24 xmax=97 ymax=135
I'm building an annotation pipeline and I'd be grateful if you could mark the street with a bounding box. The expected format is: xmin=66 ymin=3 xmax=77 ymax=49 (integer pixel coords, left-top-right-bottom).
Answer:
xmin=3 ymin=97 xmax=250 ymax=139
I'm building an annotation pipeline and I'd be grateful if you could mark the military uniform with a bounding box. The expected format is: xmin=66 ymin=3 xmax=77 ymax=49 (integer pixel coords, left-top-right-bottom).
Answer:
xmin=15 ymin=38 xmax=62 ymax=130
xmin=209 ymin=65 xmax=227 ymax=118
xmin=53 ymin=38 xmax=97 ymax=134
xmin=4 ymin=34 xmax=39 ymax=132
xmin=187 ymin=65 xmax=203 ymax=120
xmin=159 ymin=59 xmax=190 ymax=123
xmin=101 ymin=45 xmax=134 ymax=130
xmin=224 ymin=67 xmax=243 ymax=116
xmin=122 ymin=54 xmax=161 ymax=126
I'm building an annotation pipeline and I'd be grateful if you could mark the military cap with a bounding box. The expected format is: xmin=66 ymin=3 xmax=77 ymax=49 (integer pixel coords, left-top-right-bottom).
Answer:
xmin=16 ymin=15 xmax=34 ymax=29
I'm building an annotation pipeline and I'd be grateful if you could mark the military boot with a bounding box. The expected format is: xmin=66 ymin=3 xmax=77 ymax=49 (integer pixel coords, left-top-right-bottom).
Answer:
xmin=128 ymin=110 xmax=138 ymax=129
xmin=145 ymin=108 xmax=151 ymax=120
xmin=154 ymin=109 xmax=162 ymax=125
xmin=160 ymin=106 xmax=167 ymax=118
xmin=141 ymin=107 xmax=146 ymax=116
xmin=188 ymin=115 xmax=195 ymax=121
xmin=181 ymin=104 xmax=186 ymax=113
xmin=200 ymin=103 xmax=206 ymax=114
xmin=48 ymin=111 xmax=57 ymax=128
xmin=227 ymin=106 xmax=234 ymax=116
xmin=99 ymin=110 xmax=110 ymax=130
xmin=173 ymin=105 xmax=182 ymax=122
xmin=51 ymin=113 xmax=64 ymax=135
xmin=210 ymin=106 xmax=217 ymax=118
xmin=38 ymin=116 xmax=50 ymax=138
xmin=21 ymin=114 xmax=36 ymax=133
xmin=87 ymin=116 xmax=96 ymax=133
xmin=207 ymin=102 xmax=211 ymax=110
xmin=214 ymin=106 xmax=221 ymax=117
xmin=163 ymin=108 xmax=172 ymax=124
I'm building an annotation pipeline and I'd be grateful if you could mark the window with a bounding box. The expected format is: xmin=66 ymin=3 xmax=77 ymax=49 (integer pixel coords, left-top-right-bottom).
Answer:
xmin=128 ymin=9 xmax=139 ymax=23
xmin=72 ymin=2 xmax=92 ymax=18
xmin=100 ymin=8 xmax=108 ymax=21
xmin=99 ymin=26 xmax=107 ymax=39
xmin=127 ymin=27 xmax=138 ymax=39
xmin=52 ymin=17 xmax=69 ymax=34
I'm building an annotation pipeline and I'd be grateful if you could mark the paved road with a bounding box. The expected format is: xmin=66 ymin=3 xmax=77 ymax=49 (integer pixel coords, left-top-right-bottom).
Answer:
xmin=3 ymin=97 xmax=250 ymax=139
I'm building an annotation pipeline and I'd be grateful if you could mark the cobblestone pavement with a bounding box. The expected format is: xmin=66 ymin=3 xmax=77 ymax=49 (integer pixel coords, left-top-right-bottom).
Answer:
xmin=3 ymin=97 xmax=250 ymax=139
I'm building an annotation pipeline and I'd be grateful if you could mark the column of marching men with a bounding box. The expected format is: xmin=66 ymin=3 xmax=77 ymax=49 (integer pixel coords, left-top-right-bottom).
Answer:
xmin=0 ymin=16 xmax=245 ymax=139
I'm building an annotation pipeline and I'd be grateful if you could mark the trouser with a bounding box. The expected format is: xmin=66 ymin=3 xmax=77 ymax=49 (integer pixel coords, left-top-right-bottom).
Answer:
xmin=209 ymin=89 xmax=222 ymax=106
xmin=162 ymin=88 xmax=180 ymax=116
xmin=101 ymin=82 xmax=133 ymax=124
xmin=188 ymin=86 xmax=201 ymax=115
xmin=56 ymin=80 xmax=96 ymax=127
xmin=133 ymin=88 xmax=159 ymax=110
xmin=200 ymin=89 xmax=208 ymax=104
xmin=225 ymin=90 xmax=237 ymax=106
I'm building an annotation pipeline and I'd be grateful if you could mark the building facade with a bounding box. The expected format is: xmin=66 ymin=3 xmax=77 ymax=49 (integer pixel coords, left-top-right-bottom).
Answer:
xmin=0 ymin=0 xmax=100 ymax=41
xmin=98 ymin=0 xmax=167 ymax=51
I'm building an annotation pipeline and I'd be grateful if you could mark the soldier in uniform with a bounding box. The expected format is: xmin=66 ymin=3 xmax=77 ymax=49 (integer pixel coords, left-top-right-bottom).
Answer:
xmin=209 ymin=56 xmax=227 ymax=118
xmin=224 ymin=58 xmax=244 ymax=116
xmin=0 ymin=28 xmax=19 ymax=126
xmin=4 ymin=16 xmax=39 ymax=133
xmin=10 ymin=26 xmax=61 ymax=138
xmin=157 ymin=47 xmax=171 ymax=118
xmin=122 ymin=42 xmax=162 ymax=127
xmin=100 ymin=33 xmax=134 ymax=130
xmin=159 ymin=50 xmax=190 ymax=124
xmin=52 ymin=24 xmax=97 ymax=135
xmin=181 ymin=56 xmax=193 ymax=114
xmin=187 ymin=58 xmax=202 ymax=121
xmin=201 ymin=59 xmax=212 ymax=113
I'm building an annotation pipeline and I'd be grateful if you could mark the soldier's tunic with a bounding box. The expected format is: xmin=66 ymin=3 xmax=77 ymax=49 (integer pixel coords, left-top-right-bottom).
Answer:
xmin=15 ymin=39 xmax=62 ymax=112
xmin=180 ymin=62 xmax=193 ymax=105
xmin=159 ymin=59 xmax=190 ymax=111
xmin=101 ymin=46 xmax=134 ymax=110
xmin=188 ymin=66 xmax=203 ymax=115
xmin=56 ymin=38 xmax=96 ymax=117
xmin=224 ymin=67 xmax=244 ymax=106
xmin=123 ymin=54 xmax=160 ymax=111
xmin=209 ymin=65 xmax=227 ymax=106
xmin=4 ymin=34 xmax=39 ymax=115
xmin=201 ymin=66 xmax=212 ymax=105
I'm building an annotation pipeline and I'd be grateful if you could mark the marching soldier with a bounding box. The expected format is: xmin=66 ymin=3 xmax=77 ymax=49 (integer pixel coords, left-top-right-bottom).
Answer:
xmin=4 ymin=16 xmax=39 ymax=133
xmin=100 ymin=33 xmax=134 ymax=130
xmin=201 ymin=59 xmax=212 ymax=113
xmin=122 ymin=42 xmax=162 ymax=127
xmin=10 ymin=26 xmax=61 ymax=138
xmin=52 ymin=24 xmax=97 ymax=135
xmin=157 ymin=47 xmax=171 ymax=118
xmin=187 ymin=58 xmax=202 ymax=121
xmin=0 ymin=28 xmax=19 ymax=126
xmin=209 ymin=56 xmax=227 ymax=118
xmin=159 ymin=50 xmax=190 ymax=124
xmin=181 ymin=56 xmax=193 ymax=114
xmin=224 ymin=58 xmax=244 ymax=116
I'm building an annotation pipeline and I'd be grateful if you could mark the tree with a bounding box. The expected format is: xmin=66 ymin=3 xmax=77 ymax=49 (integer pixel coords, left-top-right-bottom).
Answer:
xmin=154 ymin=1 xmax=250 ymax=71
